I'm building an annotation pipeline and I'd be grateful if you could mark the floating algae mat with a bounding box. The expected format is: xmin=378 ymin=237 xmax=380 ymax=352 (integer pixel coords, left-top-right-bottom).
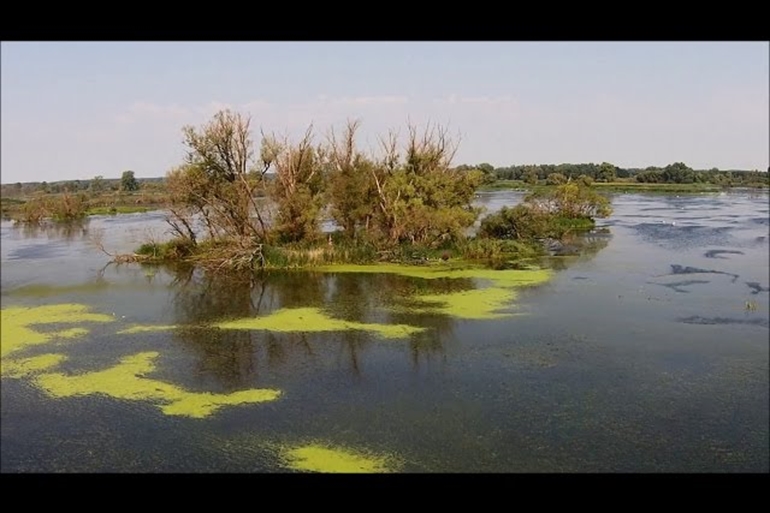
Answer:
xmin=215 ymin=307 xmax=425 ymax=339
xmin=404 ymin=287 xmax=525 ymax=320
xmin=280 ymin=443 xmax=398 ymax=473
xmin=313 ymin=264 xmax=553 ymax=288
xmin=2 ymin=353 xmax=68 ymax=379
xmin=1 ymin=303 xmax=281 ymax=418
xmin=0 ymin=303 xmax=115 ymax=359
xmin=315 ymin=264 xmax=552 ymax=320
xmin=116 ymin=325 xmax=177 ymax=335
xmin=33 ymin=351 xmax=281 ymax=418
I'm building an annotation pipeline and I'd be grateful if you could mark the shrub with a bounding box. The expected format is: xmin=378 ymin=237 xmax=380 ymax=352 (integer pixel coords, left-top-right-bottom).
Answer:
xmin=478 ymin=204 xmax=554 ymax=240
xmin=546 ymin=173 xmax=567 ymax=185
xmin=524 ymin=183 xmax=612 ymax=219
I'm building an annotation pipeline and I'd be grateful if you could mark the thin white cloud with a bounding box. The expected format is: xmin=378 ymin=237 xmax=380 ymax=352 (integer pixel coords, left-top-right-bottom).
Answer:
xmin=433 ymin=94 xmax=518 ymax=107
xmin=330 ymin=95 xmax=409 ymax=106
xmin=241 ymin=99 xmax=274 ymax=112
xmin=115 ymin=101 xmax=191 ymax=124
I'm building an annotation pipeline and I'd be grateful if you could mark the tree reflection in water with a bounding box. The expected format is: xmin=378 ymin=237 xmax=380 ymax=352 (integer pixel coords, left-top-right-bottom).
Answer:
xmin=159 ymin=229 xmax=610 ymax=388
xmin=13 ymin=218 xmax=91 ymax=241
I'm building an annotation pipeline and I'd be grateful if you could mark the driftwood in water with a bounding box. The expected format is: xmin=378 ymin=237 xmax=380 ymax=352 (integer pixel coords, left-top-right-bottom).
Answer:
xmin=89 ymin=227 xmax=152 ymax=264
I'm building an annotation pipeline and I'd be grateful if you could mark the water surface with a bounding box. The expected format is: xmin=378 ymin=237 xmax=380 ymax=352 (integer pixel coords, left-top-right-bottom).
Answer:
xmin=1 ymin=191 xmax=768 ymax=472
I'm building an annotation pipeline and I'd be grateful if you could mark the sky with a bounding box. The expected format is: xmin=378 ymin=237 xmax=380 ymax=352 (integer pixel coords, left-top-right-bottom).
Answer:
xmin=1 ymin=41 xmax=768 ymax=183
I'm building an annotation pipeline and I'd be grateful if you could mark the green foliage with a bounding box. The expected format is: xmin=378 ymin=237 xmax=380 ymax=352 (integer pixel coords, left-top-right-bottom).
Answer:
xmin=661 ymin=162 xmax=696 ymax=184
xmin=167 ymin=109 xmax=269 ymax=244
xmin=635 ymin=169 xmax=664 ymax=183
xmin=135 ymin=238 xmax=196 ymax=260
xmin=326 ymin=121 xmax=379 ymax=239
xmin=524 ymin=183 xmax=612 ymax=219
xmin=260 ymin=237 xmax=380 ymax=268
xmin=458 ymin=237 xmax=541 ymax=262
xmin=546 ymin=172 xmax=568 ymax=185
xmin=478 ymin=183 xmax=607 ymax=243
xmin=266 ymin=127 xmax=326 ymax=244
xmin=90 ymin=175 xmax=105 ymax=193
xmin=369 ymin=124 xmax=484 ymax=247
xmin=121 ymin=171 xmax=139 ymax=192
xmin=478 ymin=205 xmax=554 ymax=240
xmin=15 ymin=192 xmax=89 ymax=223
xmin=523 ymin=169 xmax=539 ymax=185
xmin=488 ymin=161 xmax=766 ymax=187
xmin=86 ymin=205 xmax=149 ymax=216
xmin=596 ymin=162 xmax=617 ymax=182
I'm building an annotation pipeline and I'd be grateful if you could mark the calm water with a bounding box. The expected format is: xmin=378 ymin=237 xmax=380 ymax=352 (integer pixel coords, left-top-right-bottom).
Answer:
xmin=1 ymin=191 xmax=768 ymax=472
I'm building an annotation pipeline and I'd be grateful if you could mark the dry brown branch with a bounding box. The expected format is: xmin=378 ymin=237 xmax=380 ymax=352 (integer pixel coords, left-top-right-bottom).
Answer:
xmin=88 ymin=227 xmax=151 ymax=264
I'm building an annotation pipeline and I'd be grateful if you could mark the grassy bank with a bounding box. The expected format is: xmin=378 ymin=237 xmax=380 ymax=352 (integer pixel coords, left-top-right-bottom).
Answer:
xmin=131 ymin=235 xmax=548 ymax=271
xmin=86 ymin=205 xmax=154 ymax=216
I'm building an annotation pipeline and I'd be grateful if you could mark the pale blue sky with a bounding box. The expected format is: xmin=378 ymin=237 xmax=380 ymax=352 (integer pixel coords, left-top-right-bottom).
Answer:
xmin=1 ymin=42 xmax=768 ymax=183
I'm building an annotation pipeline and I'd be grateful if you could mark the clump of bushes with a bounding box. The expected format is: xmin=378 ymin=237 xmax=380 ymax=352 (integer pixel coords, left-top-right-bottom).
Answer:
xmin=136 ymin=238 xmax=196 ymax=260
xmin=458 ymin=238 xmax=541 ymax=262
xmin=15 ymin=192 xmax=89 ymax=223
xmin=477 ymin=183 xmax=611 ymax=242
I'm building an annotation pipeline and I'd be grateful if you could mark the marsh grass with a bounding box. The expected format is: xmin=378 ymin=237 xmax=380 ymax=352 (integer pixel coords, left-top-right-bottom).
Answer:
xmin=86 ymin=205 xmax=151 ymax=216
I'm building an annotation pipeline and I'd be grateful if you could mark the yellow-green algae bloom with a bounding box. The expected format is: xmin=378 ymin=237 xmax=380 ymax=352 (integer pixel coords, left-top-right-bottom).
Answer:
xmin=405 ymin=287 xmax=526 ymax=320
xmin=315 ymin=264 xmax=552 ymax=320
xmin=215 ymin=307 xmax=425 ymax=339
xmin=281 ymin=443 xmax=398 ymax=473
xmin=33 ymin=351 xmax=281 ymax=419
xmin=2 ymin=353 xmax=68 ymax=379
xmin=1 ymin=304 xmax=115 ymax=359
xmin=313 ymin=263 xmax=552 ymax=288
xmin=1 ymin=304 xmax=281 ymax=418
xmin=116 ymin=325 xmax=177 ymax=335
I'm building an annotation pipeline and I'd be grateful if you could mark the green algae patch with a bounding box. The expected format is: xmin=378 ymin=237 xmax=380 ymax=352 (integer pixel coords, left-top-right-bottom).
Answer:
xmin=1 ymin=304 xmax=115 ymax=359
xmin=215 ymin=307 xmax=425 ymax=339
xmin=33 ymin=351 xmax=281 ymax=419
xmin=2 ymin=353 xmax=68 ymax=379
xmin=314 ymin=264 xmax=552 ymax=320
xmin=281 ymin=443 xmax=397 ymax=473
xmin=406 ymin=287 xmax=524 ymax=319
xmin=116 ymin=325 xmax=177 ymax=335
xmin=313 ymin=263 xmax=552 ymax=289
xmin=160 ymin=390 xmax=277 ymax=417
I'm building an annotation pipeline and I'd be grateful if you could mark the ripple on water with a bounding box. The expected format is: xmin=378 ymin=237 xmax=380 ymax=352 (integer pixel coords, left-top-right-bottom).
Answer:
xmin=7 ymin=243 xmax=67 ymax=260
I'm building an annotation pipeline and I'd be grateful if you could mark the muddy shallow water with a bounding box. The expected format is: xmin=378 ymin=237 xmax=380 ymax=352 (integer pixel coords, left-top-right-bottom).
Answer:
xmin=1 ymin=191 xmax=768 ymax=472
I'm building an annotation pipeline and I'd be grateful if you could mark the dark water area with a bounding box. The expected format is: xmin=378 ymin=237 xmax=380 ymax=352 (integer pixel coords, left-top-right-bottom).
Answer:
xmin=1 ymin=191 xmax=768 ymax=473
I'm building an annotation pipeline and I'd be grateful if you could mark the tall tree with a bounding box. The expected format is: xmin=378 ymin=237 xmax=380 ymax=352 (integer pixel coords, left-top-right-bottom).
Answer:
xmin=370 ymin=123 xmax=484 ymax=246
xmin=90 ymin=175 xmax=105 ymax=193
xmin=166 ymin=109 xmax=270 ymax=244
xmin=121 ymin=170 xmax=139 ymax=191
xmin=326 ymin=119 xmax=377 ymax=240
xmin=263 ymin=125 xmax=326 ymax=243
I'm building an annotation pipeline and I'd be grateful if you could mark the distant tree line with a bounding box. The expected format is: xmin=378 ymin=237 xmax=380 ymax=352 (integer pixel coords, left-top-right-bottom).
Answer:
xmin=1 ymin=172 xmax=165 ymax=197
xmin=484 ymin=161 xmax=768 ymax=187
xmin=3 ymin=159 xmax=767 ymax=200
